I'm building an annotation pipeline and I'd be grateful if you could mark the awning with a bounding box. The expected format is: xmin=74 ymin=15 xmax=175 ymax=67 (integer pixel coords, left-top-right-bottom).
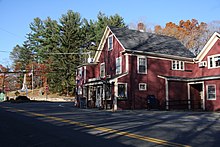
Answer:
xmin=84 ymin=72 xmax=128 ymax=86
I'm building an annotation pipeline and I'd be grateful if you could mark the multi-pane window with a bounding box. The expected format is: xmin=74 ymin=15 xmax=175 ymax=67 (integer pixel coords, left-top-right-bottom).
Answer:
xmin=208 ymin=55 xmax=220 ymax=68
xmin=207 ymin=85 xmax=216 ymax=100
xmin=118 ymin=83 xmax=127 ymax=98
xmin=172 ymin=60 xmax=184 ymax=70
xmin=116 ymin=57 xmax=122 ymax=74
xmin=108 ymin=35 xmax=113 ymax=50
xmin=215 ymin=56 xmax=220 ymax=67
xmin=100 ymin=63 xmax=105 ymax=78
xmin=139 ymin=83 xmax=147 ymax=91
xmin=138 ymin=57 xmax=147 ymax=74
xmin=209 ymin=57 xmax=213 ymax=67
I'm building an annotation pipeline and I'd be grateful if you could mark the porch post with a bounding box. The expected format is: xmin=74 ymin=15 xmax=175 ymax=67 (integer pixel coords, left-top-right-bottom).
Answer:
xmin=103 ymin=83 xmax=106 ymax=109
xmin=86 ymin=86 xmax=89 ymax=108
xmin=113 ymin=81 xmax=117 ymax=111
xmin=165 ymin=79 xmax=169 ymax=110
xmin=187 ymin=83 xmax=191 ymax=110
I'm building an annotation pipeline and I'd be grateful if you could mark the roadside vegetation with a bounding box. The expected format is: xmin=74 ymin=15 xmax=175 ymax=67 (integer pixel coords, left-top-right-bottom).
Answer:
xmin=1 ymin=10 xmax=220 ymax=96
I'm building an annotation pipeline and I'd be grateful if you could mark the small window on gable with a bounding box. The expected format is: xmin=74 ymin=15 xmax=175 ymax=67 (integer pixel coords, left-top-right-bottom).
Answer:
xmin=215 ymin=56 xmax=220 ymax=67
xmin=209 ymin=57 xmax=213 ymax=68
xmin=138 ymin=56 xmax=147 ymax=74
xmin=100 ymin=63 xmax=105 ymax=78
xmin=139 ymin=83 xmax=147 ymax=91
xmin=207 ymin=85 xmax=216 ymax=100
xmin=108 ymin=35 xmax=113 ymax=50
xmin=116 ymin=57 xmax=122 ymax=75
xmin=208 ymin=55 xmax=220 ymax=68
xmin=172 ymin=60 xmax=184 ymax=70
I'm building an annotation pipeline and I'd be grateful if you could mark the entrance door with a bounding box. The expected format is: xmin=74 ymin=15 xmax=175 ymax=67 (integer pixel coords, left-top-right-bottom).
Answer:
xmin=96 ymin=86 xmax=103 ymax=108
xmin=189 ymin=82 xmax=204 ymax=110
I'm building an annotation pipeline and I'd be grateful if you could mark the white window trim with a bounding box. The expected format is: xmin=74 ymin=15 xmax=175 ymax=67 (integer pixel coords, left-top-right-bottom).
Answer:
xmin=172 ymin=60 xmax=185 ymax=70
xmin=116 ymin=57 xmax=122 ymax=75
xmin=208 ymin=54 xmax=220 ymax=69
xmin=117 ymin=83 xmax=127 ymax=98
xmin=108 ymin=35 xmax=113 ymax=51
xmin=125 ymin=54 xmax=129 ymax=72
xmin=100 ymin=62 xmax=105 ymax=78
xmin=206 ymin=84 xmax=216 ymax=100
xmin=139 ymin=83 xmax=147 ymax=91
xmin=208 ymin=56 xmax=213 ymax=68
xmin=137 ymin=56 xmax=147 ymax=74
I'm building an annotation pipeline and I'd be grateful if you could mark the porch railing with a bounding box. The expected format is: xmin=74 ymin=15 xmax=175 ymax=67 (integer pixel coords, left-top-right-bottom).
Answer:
xmin=166 ymin=99 xmax=202 ymax=110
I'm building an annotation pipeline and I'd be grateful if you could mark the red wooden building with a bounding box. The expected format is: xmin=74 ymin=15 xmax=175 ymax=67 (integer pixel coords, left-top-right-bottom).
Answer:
xmin=76 ymin=25 xmax=220 ymax=111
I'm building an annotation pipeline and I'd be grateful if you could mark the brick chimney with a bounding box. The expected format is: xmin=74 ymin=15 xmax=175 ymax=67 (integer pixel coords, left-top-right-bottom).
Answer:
xmin=137 ymin=22 xmax=145 ymax=32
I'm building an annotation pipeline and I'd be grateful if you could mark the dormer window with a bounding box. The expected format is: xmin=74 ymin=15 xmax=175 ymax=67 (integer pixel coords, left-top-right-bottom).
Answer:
xmin=172 ymin=60 xmax=184 ymax=70
xmin=108 ymin=35 xmax=113 ymax=50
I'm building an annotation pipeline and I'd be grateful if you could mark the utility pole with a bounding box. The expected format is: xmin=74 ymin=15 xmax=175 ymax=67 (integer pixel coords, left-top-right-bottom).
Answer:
xmin=31 ymin=64 xmax=34 ymax=100
xmin=1 ymin=73 xmax=5 ymax=92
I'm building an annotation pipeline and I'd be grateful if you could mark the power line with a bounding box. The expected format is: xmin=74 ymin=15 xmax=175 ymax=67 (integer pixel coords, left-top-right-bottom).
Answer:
xmin=0 ymin=50 xmax=10 ymax=53
xmin=44 ymin=52 xmax=91 ymax=55
xmin=0 ymin=27 xmax=22 ymax=38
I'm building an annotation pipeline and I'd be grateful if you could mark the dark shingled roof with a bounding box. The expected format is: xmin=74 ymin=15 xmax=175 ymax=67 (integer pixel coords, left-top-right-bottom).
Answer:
xmin=109 ymin=26 xmax=195 ymax=58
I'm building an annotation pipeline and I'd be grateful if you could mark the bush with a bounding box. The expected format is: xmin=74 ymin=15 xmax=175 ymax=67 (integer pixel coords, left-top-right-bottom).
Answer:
xmin=15 ymin=96 xmax=30 ymax=102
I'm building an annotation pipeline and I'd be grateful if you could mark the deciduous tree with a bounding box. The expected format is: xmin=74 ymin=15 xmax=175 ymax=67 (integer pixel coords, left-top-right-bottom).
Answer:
xmin=154 ymin=19 xmax=207 ymax=54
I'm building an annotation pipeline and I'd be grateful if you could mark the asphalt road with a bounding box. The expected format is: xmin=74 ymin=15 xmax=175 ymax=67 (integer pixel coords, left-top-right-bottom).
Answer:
xmin=0 ymin=102 xmax=220 ymax=147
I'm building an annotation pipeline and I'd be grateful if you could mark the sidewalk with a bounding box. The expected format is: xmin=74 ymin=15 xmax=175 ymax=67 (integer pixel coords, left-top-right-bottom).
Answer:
xmin=30 ymin=97 xmax=74 ymax=102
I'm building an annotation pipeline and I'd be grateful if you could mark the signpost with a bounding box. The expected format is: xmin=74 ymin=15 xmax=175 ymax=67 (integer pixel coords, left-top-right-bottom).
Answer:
xmin=45 ymin=85 xmax=49 ymax=100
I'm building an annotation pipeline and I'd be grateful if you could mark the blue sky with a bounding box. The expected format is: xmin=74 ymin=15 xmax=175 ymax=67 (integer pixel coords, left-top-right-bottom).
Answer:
xmin=0 ymin=0 xmax=220 ymax=66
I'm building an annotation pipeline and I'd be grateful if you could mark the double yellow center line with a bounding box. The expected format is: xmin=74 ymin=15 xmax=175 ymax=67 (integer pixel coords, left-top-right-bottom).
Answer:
xmin=1 ymin=106 xmax=191 ymax=147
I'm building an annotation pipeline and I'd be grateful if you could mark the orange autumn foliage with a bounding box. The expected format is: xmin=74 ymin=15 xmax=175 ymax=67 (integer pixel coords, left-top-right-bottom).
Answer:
xmin=154 ymin=19 xmax=207 ymax=52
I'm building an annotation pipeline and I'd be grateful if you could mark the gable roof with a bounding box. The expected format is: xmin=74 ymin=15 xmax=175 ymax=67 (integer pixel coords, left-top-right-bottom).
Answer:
xmin=196 ymin=32 xmax=220 ymax=62
xmin=109 ymin=26 xmax=195 ymax=58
